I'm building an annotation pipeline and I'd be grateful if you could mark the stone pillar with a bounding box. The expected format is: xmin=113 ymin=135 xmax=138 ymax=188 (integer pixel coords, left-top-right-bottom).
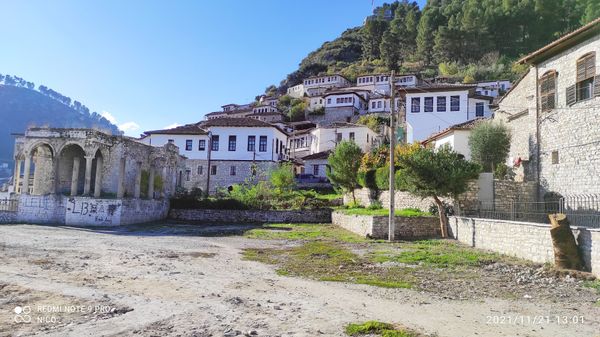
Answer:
xmin=22 ymin=155 xmax=31 ymax=195
xmin=83 ymin=156 xmax=94 ymax=195
xmin=161 ymin=167 xmax=167 ymax=197
xmin=148 ymin=168 xmax=155 ymax=199
xmin=94 ymin=156 xmax=103 ymax=198
xmin=14 ymin=160 xmax=21 ymax=194
xmin=52 ymin=158 xmax=59 ymax=194
xmin=117 ymin=158 xmax=126 ymax=198
xmin=134 ymin=162 xmax=142 ymax=199
xmin=70 ymin=156 xmax=81 ymax=196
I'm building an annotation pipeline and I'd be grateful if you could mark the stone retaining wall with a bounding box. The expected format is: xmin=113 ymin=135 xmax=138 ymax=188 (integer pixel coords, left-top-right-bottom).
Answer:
xmin=169 ymin=208 xmax=332 ymax=223
xmin=332 ymin=211 xmax=440 ymax=239
xmin=448 ymin=216 xmax=600 ymax=277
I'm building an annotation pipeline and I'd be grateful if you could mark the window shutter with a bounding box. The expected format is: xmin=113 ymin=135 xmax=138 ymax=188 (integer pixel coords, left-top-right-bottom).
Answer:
xmin=540 ymin=95 xmax=548 ymax=112
xmin=566 ymin=84 xmax=576 ymax=106
xmin=577 ymin=59 xmax=586 ymax=82
xmin=594 ymin=75 xmax=600 ymax=98
xmin=586 ymin=54 xmax=596 ymax=78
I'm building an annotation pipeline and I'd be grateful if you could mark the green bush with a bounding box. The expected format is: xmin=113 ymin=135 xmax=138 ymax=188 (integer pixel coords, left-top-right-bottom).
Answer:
xmin=358 ymin=169 xmax=377 ymax=189
xmin=367 ymin=200 xmax=383 ymax=210
xmin=375 ymin=165 xmax=390 ymax=190
xmin=270 ymin=163 xmax=296 ymax=193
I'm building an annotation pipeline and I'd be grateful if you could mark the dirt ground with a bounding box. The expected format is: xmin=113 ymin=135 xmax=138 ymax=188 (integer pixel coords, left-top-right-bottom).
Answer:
xmin=0 ymin=223 xmax=599 ymax=337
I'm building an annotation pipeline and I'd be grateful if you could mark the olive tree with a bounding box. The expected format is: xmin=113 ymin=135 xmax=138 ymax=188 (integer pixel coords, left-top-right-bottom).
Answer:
xmin=396 ymin=146 xmax=480 ymax=238
xmin=468 ymin=121 xmax=511 ymax=172
xmin=327 ymin=141 xmax=363 ymax=203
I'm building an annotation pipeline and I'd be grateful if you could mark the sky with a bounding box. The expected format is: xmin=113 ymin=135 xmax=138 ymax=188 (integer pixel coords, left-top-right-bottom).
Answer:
xmin=1 ymin=0 xmax=426 ymax=136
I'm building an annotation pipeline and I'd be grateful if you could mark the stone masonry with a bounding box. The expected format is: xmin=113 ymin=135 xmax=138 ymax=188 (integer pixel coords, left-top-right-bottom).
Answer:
xmin=169 ymin=208 xmax=332 ymax=223
xmin=332 ymin=211 xmax=440 ymax=239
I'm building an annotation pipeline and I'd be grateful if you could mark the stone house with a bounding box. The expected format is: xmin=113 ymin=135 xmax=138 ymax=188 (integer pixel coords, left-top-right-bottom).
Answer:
xmin=495 ymin=17 xmax=600 ymax=197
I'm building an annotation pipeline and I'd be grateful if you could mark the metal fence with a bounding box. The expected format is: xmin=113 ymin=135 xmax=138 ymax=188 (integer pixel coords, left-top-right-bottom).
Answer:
xmin=0 ymin=199 xmax=18 ymax=212
xmin=460 ymin=194 xmax=600 ymax=229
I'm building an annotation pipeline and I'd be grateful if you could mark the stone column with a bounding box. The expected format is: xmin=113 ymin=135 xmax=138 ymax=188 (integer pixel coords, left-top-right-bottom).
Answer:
xmin=52 ymin=158 xmax=59 ymax=194
xmin=22 ymin=155 xmax=31 ymax=195
xmin=83 ymin=156 xmax=94 ymax=195
xmin=161 ymin=167 xmax=167 ymax=197
xmin=94 ymin=156 xmax=103 ymax=198
xmin=70 ymin=157 xmax=81 ymax=196
xmin=14 ymin=160 xmax=21 ymax=194
xmin=134 ymin=162 xmax=142 ymax=199
xmin=117 ymin=158 xmax=126 ymax=198
xmin=148 ymin=167 xmax=155 ymax=199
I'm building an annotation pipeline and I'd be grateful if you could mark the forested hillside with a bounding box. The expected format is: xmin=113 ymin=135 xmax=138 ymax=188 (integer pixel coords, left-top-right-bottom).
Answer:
xmin=276 ymin=0 xmax=600 ymax=92
xmin=0 ymin=74 xmax=120 ymax=162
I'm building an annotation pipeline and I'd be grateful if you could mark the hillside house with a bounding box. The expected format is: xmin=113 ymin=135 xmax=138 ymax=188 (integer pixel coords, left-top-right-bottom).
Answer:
xmin=287 ymin=84 xmax=305 ymax=98
xmin=401 ymin=84 xmax=493 ymax=143
xmin=421 ymin=118 xmax=487 ymax=160
xmin=475 ymin=80 xmax=512 ymax=97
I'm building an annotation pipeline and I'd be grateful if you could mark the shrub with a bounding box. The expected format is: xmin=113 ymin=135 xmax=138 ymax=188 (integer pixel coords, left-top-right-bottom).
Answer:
xmin=357 ymin=169 xmax=377 ymax=189
xmin=270 ymin=163 xmax=296 ymax=193
xmin=367 ymin=200 xmax=383 ymax=210
xmin=375 ymin=165 xmax=390 ymax=190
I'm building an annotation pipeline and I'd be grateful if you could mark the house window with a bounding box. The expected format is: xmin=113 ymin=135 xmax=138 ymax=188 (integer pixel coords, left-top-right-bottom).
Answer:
xmin=552 ymin=151 xmax=559 ymax=165
xmin=327 ymin=98 xmax=331 ymax=104
xmin=540 ymin=70 xmax=557 ymax=112
xmin=275 ymin=139 xmax=279 ymax=154
xmin=576 ymin=52 xmax=595 ymax=101
xmin=248 ymin=135 xmax=256 ymax=152
xmin=197 ymin=165 xmax=203 ymax=175
xmin=424 ymin=97 xmax=433 ymax=112
xmin=349 ymin=132 xmax=355 ymax=141
xmin=371 ymin=101 xmax=376 ymax=109
xmin=437 ymin=97 xmax=446 ymax=112
xmin=198 ymin=139 xmax=206 ymax=151
xmin=313 ymin=165 xmax=319 ymax=176
xmin=336 ymin=133 xmax=342 ymax=142
xmin=228 ymin=135 xmax=236 ymax=151
xmin=230 ymin=166 xmax=236 ymax=176
xmin=450 ymin=96 xmax=460 ymax=111
xmin=367 ymin=134 xmax=369 ymax=143
xmin=211 ymin=135 xmax=219 ymax=151
xmin=185 ymin=169 xmax=191 ymax=181
xmin=185 ymin=140 xmax=193 ymax=151
xmin=210 ymin=165 xmax=217 ymax=175
xmin=411 ymin=97 xmax=420 ymax=113
xmin=259 ymin=136 xmax=267 ymax=152
xmin=476 ymin=102 xmax=485 ymax=117
xmin=377 ymin=101 xmax=382 ymax=109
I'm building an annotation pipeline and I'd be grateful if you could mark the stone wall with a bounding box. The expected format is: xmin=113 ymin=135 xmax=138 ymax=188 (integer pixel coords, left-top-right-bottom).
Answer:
xmin=0 ymin=195 xmax=170 ymax=226
xmin=332 ymin=211 xmax=440 ymax=239
xmin=169 ymin=208 xmax=332 ymax=223
xmin=448 ymin=216 xmax=600 ymax=277
xmin=344 ymin=188 xmax=435 ymax=212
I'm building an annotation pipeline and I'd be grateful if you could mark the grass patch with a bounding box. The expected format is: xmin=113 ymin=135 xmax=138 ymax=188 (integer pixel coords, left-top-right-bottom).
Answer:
xmin=337 ymin=207 xmax=431 ymax=217
xmin=583 ymin=280 xmax=600 ymax=293
xmin=345 ymin=321 xmax=421 ymax=337
xmin=370 ymin=240 xmax=506 ymax=268
xmin=244 ymin=223 xmax=370 ymax=243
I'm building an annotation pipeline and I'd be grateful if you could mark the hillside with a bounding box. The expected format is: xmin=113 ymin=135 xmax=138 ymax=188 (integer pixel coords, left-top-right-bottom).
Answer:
xmin=0 ymin=84 xmax=119 ymax=162
xmin=276 ymin=0 xmax=600 ymax=92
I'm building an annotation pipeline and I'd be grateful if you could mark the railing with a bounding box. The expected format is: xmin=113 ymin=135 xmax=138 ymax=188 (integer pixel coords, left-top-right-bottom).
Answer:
xmin=460 ymin=194 xmax=600 ymax=229
xmin=0 ymin=199 xmax=18 ymax=212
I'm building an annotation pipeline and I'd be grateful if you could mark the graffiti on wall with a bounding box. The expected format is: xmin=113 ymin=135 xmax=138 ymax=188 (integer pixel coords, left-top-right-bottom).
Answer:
xmin=65 ymin=197 xmax=121 ymax=226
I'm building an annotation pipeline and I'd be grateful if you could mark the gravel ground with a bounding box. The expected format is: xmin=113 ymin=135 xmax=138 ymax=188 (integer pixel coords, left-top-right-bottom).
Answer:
xmin=0 ymin=222 xmax=599 ymax=337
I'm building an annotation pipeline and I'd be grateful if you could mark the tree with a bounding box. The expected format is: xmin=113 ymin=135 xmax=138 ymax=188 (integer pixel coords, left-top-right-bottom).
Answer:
xmin=362 ymin=19 xmax=389 ymax=61
xmin=468 ymin=121 xmax=511 ymax=172
xmin=396 ymin=146 xmax=480 ymax=238
xmin=270 ymin=163 xmax=296 ymax=193
xmin=327 ymin=141 xmax=363 ymax=203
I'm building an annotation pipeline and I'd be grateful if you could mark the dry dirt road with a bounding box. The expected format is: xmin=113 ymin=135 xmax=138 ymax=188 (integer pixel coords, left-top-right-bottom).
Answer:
xmin=0 ymin=223 xmax=599 ymax=337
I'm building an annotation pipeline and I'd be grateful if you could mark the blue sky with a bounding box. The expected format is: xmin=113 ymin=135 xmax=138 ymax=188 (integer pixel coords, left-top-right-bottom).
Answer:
xmin=1 ymin=0 xmax=426 ymax=136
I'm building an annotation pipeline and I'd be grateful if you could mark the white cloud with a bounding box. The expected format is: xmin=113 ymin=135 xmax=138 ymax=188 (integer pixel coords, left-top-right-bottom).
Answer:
xmin=163 ymin=123 xmax=180 ymax=129
xmin=100 ymin=111 xmax=117 ymax=124
xmin=119 ymin=122 xmax=140 ymax=132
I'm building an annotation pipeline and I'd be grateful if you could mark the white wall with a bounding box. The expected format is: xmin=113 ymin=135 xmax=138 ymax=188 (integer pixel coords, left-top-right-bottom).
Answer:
xmin=304 ymin=159 xmax=329 ymax=178
xmin=141 ymin=134 xmax=209 ymax=160
xmin=368 ymin=98 xmax=390 ymax=113
xmin=310 ymin=126 xmax=377 ymax=154
xmin=324 ymin=93 xmax=363 ymax=110
xmin=287 ymin=84 xmax=305 ymax=98
xmin=433 ymin=130 xmax=472 ymax=160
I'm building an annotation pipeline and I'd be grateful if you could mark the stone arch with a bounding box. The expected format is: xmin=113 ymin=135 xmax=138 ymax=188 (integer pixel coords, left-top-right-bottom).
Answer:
xmin=90 ymin=149 xmax=104 ymax=198
xmin=58 ymin=143 xmax=86 ymax=195
xmin=30 ymin=143 xmax=56 ymax=195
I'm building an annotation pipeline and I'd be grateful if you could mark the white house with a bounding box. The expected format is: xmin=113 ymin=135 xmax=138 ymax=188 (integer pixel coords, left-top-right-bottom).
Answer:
xmin=475 ymin=80 xmax=512 ymax=97
xmin=287 ymin=84 xmax=305 ymax=98
xmin=323 ymin=90 xmax=368 ymax=112
xmin=402 ymin=84 xmax=493 ymax=143
xmin=308 ymin=122 xmax=379 ymax=154
xmin=421 ymin=118 xmax=487 ymax=160
xmin=368 ymin=93 xmax=391 ymax=113
xmin=308 ymin=96 xmax=325 ymax=111
xmin=303 ymin=74 xmax=351 ymax=90
xmin=141 ymin=118 xmax=289 ymax=193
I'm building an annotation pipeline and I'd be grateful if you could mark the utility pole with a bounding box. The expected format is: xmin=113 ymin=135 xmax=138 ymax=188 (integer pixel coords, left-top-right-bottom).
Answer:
xmin=205 ymin=131 xmax=212 ymax=197
xmin=389 ymin=71 xmax=396 ymax=242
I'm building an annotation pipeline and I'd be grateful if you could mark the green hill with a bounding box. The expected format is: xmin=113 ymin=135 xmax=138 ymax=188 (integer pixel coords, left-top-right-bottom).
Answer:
xmin=0 ymin=84 xmax=119 ymax=163
xmin=276 ymin=0 xmax=600 ymax=93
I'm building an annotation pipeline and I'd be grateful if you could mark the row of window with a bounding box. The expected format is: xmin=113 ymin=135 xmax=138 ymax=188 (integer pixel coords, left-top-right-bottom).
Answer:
xmin=371 ymin=100 xmax=387 ymax=109
xmin=540 ymin=52 xmax=597 ymax=112
xmin=185 ymin=164 xmax=252 ymax=181
xmin=304 ymin=76 xmax=341 ymax=85
xmin=336 ymin=132 xmax=355 ymax=142
xmin=184 ymin=135 xmax=269 ymax=152
xmin=357 ymin=75 xmax=389 ymax=84
xmin=411 ymin=96 xmax=461 ymax=113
